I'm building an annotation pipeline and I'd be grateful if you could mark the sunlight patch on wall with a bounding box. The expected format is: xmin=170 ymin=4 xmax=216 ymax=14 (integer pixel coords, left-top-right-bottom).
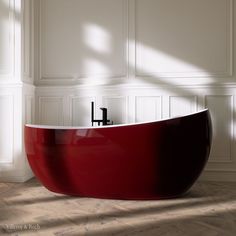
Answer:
xmin=0 ymin=0 xmax=10 ymax=73
xmin=83 ymin=23 xmax=111 ymax=54
xmin=135 ymin=42 xmax=211 ymax=77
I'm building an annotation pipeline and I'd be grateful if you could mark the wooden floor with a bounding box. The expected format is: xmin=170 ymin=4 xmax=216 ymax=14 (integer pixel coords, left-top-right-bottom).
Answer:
xmin=0 ymin=178 xmax=236 ymax=236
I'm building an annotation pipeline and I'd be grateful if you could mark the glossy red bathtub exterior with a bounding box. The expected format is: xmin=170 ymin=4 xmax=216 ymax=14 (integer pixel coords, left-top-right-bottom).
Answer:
xmin=25 ymin=110 xmax=212 ymax=200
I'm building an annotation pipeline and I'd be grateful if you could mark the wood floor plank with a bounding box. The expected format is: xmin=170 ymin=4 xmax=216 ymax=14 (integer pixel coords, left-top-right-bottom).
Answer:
xmin=0 ymin=178 xmax=235 ymax=236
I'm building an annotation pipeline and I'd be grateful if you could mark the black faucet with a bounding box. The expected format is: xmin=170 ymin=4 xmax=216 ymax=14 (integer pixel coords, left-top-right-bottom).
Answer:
xmin=91 ymin=102 xmax=113 ymax=126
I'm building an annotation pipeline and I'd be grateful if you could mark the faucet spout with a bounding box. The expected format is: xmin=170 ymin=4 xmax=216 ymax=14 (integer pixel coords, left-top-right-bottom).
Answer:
xmin=100 ymin=108 xmax=110 ymax=126
xmin=91 ymin=102 xmax=113 ymax=126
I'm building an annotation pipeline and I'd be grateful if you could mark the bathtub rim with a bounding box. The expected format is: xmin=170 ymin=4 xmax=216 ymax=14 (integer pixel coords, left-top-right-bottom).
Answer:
xmin=25 ymin=108 xmax=209 ymax=130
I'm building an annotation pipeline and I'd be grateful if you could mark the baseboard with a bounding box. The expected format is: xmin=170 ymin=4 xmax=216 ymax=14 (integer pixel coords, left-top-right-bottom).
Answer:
xmin=0 ymin=172 xmax=34 ymax=183
xmin=199 ymin=170 xmax=236 ymax=182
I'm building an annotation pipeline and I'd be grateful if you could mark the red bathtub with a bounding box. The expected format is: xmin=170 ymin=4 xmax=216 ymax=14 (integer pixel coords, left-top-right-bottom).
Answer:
xmin=25 ymin=109 xmax=212 ymax=200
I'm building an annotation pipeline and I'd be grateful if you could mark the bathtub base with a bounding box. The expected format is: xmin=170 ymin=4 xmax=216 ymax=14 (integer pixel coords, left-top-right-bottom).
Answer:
xmin=45 ymin=187 xmax=190 ymax=200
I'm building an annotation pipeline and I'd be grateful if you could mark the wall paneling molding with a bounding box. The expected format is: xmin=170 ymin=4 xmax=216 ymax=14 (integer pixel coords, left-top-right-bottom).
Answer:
xmin=0 ymin=0 xmax=16 ymax=78
xmin=134 ymin=0 xmax=233 ymax=80
xmin=135 ymin=96 xmax=162 ymax=122
xmin=205 ymin=95 xmax=234 ymax=163
xmin=37 ymin=0 xmax=129 ymax=85
xmin=23 ymin=0 xmax=34 ymax=83
xmin=33 ymin=0 xmax=236 ymax=181
xmin=38 ymin=96 xmax=64 ymax=125
xmin=0 ymin=94 xmax=14 ymax=163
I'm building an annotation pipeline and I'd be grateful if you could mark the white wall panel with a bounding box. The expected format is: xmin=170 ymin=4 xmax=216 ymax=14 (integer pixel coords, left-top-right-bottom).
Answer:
xmin=23 ymin=0 xmax=34 ymax=83
xmin=135 ymin=0 xmax=232 ymax=78
xmin=135 ymin=96 xmax=162 ymax=122
xmin=0 ymin=95 xmax=13 ymax=163
xmin=71 ymin=96 xmax=95 ymax=126
xmin=103 ymin=96 xmax=127 ymax=125
xmin=169 ymin=96 xmax=197 ymax=117
xmin=25 ymin=95 xmax=34 ymax=124
xmin=39 ymin=97 xmax=63 ymax=125
xmin=205 ymin=95 xmax=233 ymax=163
xmin=39 ymin=0 xmax=127 ymax=82
xmin=0 ymin=0 xmax=14 ymax=76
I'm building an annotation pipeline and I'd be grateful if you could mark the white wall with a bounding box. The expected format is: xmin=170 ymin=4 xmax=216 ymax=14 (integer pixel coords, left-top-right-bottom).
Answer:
xmin=33 ymin=0 xmax=236 ymax=181
xmin=0 ymin=0 xmax=35 ymax=182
